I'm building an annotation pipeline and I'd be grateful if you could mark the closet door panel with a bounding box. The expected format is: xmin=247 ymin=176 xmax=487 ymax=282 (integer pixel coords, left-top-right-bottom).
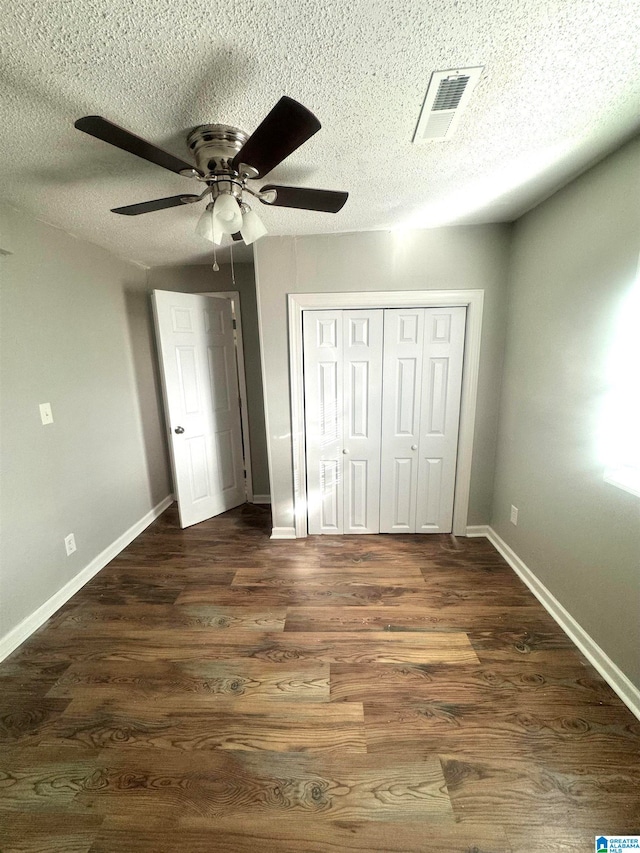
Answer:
xmin=305 ymin=305 xmax=465 ymax=537
xmin=343 ymin=310 xmax=383 ymax=533
xmin=415 ymin=307 xmax=466 ymax=533
xmin=379 ymin=309 xmax=425 ymax=533
xmin=303 ymin=312 xmax=343 ymax=534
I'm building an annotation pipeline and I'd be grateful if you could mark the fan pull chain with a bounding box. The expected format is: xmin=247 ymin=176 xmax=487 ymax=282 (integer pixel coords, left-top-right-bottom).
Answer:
xmin=212 ymin=241 xmax=219 ymax=272
xmin=230 ymin=242 xmax=236 ymax=288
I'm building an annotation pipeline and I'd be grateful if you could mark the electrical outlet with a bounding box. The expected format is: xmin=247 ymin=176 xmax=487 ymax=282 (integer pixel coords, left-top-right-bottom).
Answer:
xmin=510 ymin=505 xmax=519 ymax=526
xmin=39 ymin=402 xmax=54 ymax=425
xmin=64 ymin=534 xmax=76 ymax=556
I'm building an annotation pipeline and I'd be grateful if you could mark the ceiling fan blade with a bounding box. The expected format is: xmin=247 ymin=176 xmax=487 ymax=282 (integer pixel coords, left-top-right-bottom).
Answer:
xmin=259 ymin=185 xmax=348 ymax=213
xmin=111 ymin=195 xmax=201 ymax=215
xmin=232 ymin=97 xmax=321 ymax=179
xmin=75 ymin=116 xmax=201 ymax=176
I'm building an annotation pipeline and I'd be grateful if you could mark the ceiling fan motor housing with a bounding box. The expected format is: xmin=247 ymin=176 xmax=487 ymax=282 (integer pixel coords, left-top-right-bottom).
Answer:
xmin=187 ymin=124 xmax=248 ymax=176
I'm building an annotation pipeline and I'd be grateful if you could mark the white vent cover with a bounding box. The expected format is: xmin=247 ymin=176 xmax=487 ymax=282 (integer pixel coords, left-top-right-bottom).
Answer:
xmin=413 ymin=67 xmax=483 ymax=143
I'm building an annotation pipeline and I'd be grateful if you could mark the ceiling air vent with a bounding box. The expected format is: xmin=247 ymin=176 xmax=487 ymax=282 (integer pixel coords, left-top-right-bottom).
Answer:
xmin=413 ymin=66 xmax=483 ymax=143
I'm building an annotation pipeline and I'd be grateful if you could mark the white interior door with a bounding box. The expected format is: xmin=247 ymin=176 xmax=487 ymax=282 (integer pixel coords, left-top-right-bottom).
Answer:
xmin=303 ymin=310 xmax=383 ymax=534
xmin=303 ymin=311 xmax=343 ymax=534
xmin=379 ymin=309 xmax=426 ymax=533
xmin=152 ymin=290 xmax=246 ymax=528
xmin=342 ymin=311 xmax=383 ymax=533
xmin=415 ymin=307 xmax=466 ymax=532
xmin=380 ymin=307 xmax=466 ymax=534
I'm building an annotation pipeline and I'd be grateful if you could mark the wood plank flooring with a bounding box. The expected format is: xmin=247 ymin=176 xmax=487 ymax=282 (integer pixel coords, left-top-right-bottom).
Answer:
xmin=1 ymin=503 xmax=639 ymax=852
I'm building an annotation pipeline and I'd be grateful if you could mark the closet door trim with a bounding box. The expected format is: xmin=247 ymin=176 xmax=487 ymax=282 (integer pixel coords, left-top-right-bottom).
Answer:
xmin=289 ymin=290 xmax=485 ymax=538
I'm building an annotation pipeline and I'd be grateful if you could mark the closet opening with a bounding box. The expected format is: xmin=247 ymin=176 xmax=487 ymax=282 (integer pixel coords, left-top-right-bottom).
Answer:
xmin=288 ymin=290 xmax=485 ymax=538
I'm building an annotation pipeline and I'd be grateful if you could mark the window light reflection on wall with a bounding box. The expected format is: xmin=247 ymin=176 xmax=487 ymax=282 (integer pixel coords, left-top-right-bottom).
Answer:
xmin=600 ymin=253 xmax=640 ymax=498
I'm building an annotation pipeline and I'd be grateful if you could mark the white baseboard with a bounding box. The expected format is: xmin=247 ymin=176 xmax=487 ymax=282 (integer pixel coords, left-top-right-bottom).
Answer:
xmin=485 ymin=526 xmax=640 ymax=722
xmin=465 ymin=525 xmax=489 ymax=537
xmin=270 ymin=526 xmax=297 ymax=539
xmin=251 ymin=494 xmax=271 ymax=504
xmin=0 ymin=494 xmax=174 ymax=662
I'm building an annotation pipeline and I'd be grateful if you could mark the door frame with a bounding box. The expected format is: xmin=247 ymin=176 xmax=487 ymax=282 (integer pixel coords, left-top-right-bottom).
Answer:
xmin=288 ymin=289 xmax=485 ymax=538
xmin=203 ymin=291 xmax=253 ymax=502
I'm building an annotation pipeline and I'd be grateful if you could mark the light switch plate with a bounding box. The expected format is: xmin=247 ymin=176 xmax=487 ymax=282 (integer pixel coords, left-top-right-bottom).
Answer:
xmin=39 ymin=403 xmax=54 ymax=425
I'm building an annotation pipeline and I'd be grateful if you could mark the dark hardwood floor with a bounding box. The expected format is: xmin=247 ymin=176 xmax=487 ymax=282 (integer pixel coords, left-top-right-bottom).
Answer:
xmin=1 ymin=503 xmax=638 ymax=852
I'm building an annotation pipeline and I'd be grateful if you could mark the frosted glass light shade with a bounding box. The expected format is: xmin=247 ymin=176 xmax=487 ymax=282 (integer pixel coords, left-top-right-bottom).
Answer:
xmin=240 ymin=208 xmax=268 ymax=245
xmin=197 ymin=196 xmax=266 ymax=246
xmin=195 ymin=204 xmax=223 ymax=245
xmin=213 ymin=193 xmax=243 ymax=234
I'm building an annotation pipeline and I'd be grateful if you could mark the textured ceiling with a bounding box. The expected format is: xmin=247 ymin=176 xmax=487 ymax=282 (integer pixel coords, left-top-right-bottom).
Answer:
xmin=1 ymin=0 xmax=639 ymax=267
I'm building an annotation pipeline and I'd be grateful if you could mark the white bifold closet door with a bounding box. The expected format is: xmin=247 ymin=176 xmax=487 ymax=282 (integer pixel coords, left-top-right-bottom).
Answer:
xmin=380 ymin=307 xmax=466 ymax=533
xmin=304 ymin=310 xmax=383 ymax=534
xmin=303 ymin=306 xmax=465 ymax=535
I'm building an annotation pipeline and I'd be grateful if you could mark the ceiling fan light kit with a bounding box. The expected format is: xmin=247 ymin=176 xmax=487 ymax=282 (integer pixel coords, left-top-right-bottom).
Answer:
xmin=74 ymin=96 xmax=349 ymax=263
xmin=195 ymin=203 xmax=219 ymax=245
xmin=214 ymin=192 xmax=243 ymax=232
xmin=240 ymin=207 xmax=268 ymax=245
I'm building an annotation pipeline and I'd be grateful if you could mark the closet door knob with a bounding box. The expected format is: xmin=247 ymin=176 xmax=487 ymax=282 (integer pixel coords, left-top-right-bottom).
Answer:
xmin=174 ymin=426 xmax=185 ymax=434
xmin=411 ymin=444 xmax=418 ymax=451
xmin=342 ymin=448 xmax=349 ymax=454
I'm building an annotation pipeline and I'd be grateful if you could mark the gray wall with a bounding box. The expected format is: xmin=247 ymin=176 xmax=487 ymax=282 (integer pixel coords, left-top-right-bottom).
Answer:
xmin=148 ymin=263 xmax=269 ymax=498
xmin=253 ymin=225 xmax=512 ymax=531
xmin=0 ymin=204 xmax=170 ymax=640
xmin=491 ymin=137 xmax=640 ymax=688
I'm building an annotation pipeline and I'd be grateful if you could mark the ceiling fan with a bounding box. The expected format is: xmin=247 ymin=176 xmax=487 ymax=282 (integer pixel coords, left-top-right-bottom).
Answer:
xmin=74 ymin=97 xmax=348 ymax=248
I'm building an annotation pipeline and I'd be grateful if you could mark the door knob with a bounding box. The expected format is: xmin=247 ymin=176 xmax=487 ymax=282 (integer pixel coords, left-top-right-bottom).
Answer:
xmin=411 ymin=444 xmax=418 ymax=451
xmin=174 ymin=426 xmax=185 ymax=434
xmin=342 ymin=448 xmax=349 ymax=454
